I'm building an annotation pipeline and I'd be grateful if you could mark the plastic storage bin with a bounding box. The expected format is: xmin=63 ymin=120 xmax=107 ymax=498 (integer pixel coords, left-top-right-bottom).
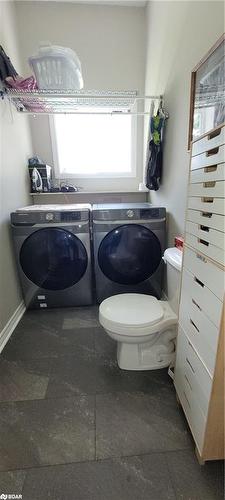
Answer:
xmin=29 ymin=44 xmax=84 ymax=90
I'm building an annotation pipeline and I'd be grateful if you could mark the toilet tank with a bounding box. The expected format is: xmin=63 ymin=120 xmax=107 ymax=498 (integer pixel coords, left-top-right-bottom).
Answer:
xmin=163 ymin=247 xmax=182 ymax=314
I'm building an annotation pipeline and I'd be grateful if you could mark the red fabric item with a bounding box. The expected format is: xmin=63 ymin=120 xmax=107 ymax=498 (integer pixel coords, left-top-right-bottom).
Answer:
xmin=174 ymin=236 xmax=184 ymax=251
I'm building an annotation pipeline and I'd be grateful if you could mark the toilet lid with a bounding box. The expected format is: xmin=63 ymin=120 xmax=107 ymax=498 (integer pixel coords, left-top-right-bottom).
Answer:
xmin=100 ymin=293 xmax=164 ymax=328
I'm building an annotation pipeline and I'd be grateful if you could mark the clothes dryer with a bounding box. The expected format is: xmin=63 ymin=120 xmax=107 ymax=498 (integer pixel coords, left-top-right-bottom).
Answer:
xmin=11 ymin=204 xmax=93 ymax=309
xmin=92 ymin=203 xmax=166 ymax=303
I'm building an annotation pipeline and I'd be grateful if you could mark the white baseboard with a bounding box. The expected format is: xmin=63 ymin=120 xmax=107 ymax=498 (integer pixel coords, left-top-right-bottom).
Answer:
xmin=0 ymin=301 xmax=26 ymax=353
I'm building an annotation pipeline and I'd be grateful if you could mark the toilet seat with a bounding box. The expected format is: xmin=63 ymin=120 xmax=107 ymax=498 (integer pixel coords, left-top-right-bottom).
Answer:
xmin=99 ymin=293 xmax=177 ymax=337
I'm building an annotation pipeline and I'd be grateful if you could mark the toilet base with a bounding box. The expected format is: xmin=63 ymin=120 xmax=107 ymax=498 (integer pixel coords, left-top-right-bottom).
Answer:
xmin=117 ymin=329 xmax=176 ymax=371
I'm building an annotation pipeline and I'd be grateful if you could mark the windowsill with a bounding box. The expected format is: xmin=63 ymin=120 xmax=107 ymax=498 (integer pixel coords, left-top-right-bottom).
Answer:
xmin=30 ymin=190 xmax=148 ymax=195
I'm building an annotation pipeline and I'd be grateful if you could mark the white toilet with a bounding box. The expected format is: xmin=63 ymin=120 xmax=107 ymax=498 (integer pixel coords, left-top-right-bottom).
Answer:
xmin=99 ymin=247 xmax=182 ymax=370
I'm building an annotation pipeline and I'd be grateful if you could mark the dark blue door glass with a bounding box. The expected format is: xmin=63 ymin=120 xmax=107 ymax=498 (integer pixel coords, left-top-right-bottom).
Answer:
xmin=98 ymin=224 xmax=161 ymax=285
xmin=20 ymin=228 xmax=88 ymax=290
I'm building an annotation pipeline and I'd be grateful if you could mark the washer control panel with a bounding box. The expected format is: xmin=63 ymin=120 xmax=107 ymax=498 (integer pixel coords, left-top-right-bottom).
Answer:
xmin=11 ymin=210 xmax=89 ymax=225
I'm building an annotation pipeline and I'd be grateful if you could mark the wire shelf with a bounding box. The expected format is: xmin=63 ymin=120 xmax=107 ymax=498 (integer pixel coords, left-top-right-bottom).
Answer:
xmin=2 ymin=89 xmax=162 ymax=115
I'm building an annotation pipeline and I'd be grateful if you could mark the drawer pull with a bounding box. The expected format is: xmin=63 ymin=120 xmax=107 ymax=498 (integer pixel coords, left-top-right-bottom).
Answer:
xmin=190 ymin=318 xmax=199 ymax=333
xmin=194 ymin=276 xmax=205 ymax=288
xmin=201 ymin=197 xmax=213 ymax=203
xmin=184 ymin=374 xmax=193 ymax=391
xmin=203 ymin=181 xmax=216 ymax=188
xmin=204 ymin=165 xmax=218 ymax=173
xmin=186 ymin=357 xmax=195 ymax=374
xmin=183 ymin=390 xmax=191 ymax=408
xmin=198 ymin=238 xmax=209 ymax=246
xmin=201 ymin=212 xmax=212 ymax=218
xmin=192 ymin=298 xmax=202 ymax=311
xmin=200 ymin=225 xmax=209 ymax=232
xmin=206 ymin=147 xmax=219 ymax=157
xmin=208 ymin=128 xmax=221 ymax=140
xmin=188 ymin=341 xmax=196 ymax=353
xmin=196 ymin=253 xmax=207 ymax=263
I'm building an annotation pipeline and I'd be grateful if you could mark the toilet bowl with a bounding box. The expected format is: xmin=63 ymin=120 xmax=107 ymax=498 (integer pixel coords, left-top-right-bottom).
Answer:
xmin=99 ymin=247 xmax=182 ymax=370
xmin=99 ymin=294 xmax=177 ymax=370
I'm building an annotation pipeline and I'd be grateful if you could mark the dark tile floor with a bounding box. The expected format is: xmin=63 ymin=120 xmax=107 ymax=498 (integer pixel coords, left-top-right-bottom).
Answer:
xmin=0 ymin=306 xmax=224 ymax=499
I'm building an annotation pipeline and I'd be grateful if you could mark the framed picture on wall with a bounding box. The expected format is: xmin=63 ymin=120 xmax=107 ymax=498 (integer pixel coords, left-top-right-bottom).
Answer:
xmin=188 ymin=34 xmax=225 ymax=150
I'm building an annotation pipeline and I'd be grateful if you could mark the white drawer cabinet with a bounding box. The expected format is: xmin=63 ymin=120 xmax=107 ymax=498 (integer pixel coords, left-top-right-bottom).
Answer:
xmin=175 ymin=328 xmax=212 ymax=414
xmin=192 ymin=128 xmax=225 ymax=156
xmin=187 ymin=196 xmax=225 ymax=215
xmin=183 ymin=246 xmax=225 ymax=300
xmin=175 ymin=123 xmax=225 ymax=463
xmin=185 ymin=232 xmax=224 ymax=266
xmin=175 ymin=327 xmax=208 ymax=451
xmin=186 ymin=221 xmax=225 ymax=250
xmin=190 ymin=163 xmax=225 ymax=184
xmin=192 ymin=127 xmax=225 ymax=156
xmin=190 ymin=144 xmax=225 ymax=170
xmin=188 ymin=180 xmax=225 ymax=198
xmin=186 ymin=209 xmax=225 ymax=233
xmin=175 ymin=381 xmax=207 ymax=452
xmin=181 ymin=268 xmax=223 ymax=328
xmin=179 ymin=293 xmax=219 ymax=376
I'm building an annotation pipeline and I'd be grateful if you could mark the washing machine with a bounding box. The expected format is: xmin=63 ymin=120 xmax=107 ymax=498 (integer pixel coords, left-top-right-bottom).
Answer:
xmin=11 ymin=204 xmax=93 ymax=309
xmin=92 ymin=203 xmax=166 ymax=303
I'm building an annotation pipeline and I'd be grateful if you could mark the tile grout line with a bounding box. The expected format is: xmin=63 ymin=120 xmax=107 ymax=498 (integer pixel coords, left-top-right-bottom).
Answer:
xmin=0 ymin=387 xmax=189 ymax=406
xmin=94 ymin=329 xmax=97 ymax=461
xmin=94 ymin=394 xmax=97 ymax=461
xmin=0 ymin=447 xmax=194 ymax=474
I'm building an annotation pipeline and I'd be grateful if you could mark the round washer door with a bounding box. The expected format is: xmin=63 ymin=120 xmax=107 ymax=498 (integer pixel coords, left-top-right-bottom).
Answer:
xmin=98 ymin=224 xmax=162 ymax=285
xmin=20 ymin=228 xmax=88 ymax=290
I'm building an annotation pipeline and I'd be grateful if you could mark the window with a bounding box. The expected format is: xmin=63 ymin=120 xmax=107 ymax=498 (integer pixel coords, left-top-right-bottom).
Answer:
xmin=50 ymin=111 xmax=136 ymax=178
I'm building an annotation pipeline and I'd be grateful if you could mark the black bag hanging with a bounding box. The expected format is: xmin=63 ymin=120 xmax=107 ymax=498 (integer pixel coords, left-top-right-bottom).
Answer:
xmin=0 ymin=45 xmax=18 ymax=82
xmin=145 ymin=104 xmax=167 ymax=191
xmin=146 ymin=139 xmax=163 ymax=191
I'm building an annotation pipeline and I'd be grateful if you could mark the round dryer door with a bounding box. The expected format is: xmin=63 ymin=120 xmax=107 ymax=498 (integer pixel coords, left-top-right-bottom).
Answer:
xmin=20 ymin=228 xmax=88 ymax=290
xmin=98 ymin=224 xmax=162 ymax=285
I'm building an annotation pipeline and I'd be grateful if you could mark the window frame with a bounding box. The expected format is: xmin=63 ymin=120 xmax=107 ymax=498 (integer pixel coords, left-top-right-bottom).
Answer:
xmin=49 ymin=112 xmax=137 ymax=179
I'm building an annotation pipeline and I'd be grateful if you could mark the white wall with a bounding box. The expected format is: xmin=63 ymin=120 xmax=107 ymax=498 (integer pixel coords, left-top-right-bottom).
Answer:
xmin=0 ymin=1 xmax=32 ymax=333
xmin=144 ymin=1 xmax=224 ymax=245
xmin=15 ymin=1 xmax=146 ymax=192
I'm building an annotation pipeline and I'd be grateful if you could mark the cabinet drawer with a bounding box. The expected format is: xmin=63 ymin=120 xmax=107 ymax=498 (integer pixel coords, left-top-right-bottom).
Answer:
xmin=188 ymin=180 xmax=225 ymax=198
xmin=185 ymin=232 xmax=224 ymax=266
xmin=177 ymin=386 xmax=206 ymax=453
xmin=183 ymin=246 xmax=225 ymax=301
xmin=190 ymin=144 xmax=225 ymax=170
xmin=192 ymin=127 xmax=225 ymax=156
xmin=175 ymin=328 xmax=212 ymax=414
xmin=186 ymin=221 xmax=225 ymax=250
xmin=181 ymin=268 xmax=223 ymax=328
xmin=178 ymin=383 xmax=207 ymax=452
xmin=187 ymin=209 xmax=225 ymax=233
xmin=175 ymin=331 xmax=207 ymax=451
xmin=190 ymin=163 xmax=225 ymax=184
xmin=188 ymin=196 xmax=225 ymax=215
xmin=179 ymin=296 xmax=219 ymax=376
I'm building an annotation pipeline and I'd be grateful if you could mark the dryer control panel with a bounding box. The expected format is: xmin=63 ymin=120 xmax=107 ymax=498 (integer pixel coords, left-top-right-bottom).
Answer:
xmin=92 ymin=204 xmax=166 ymax=221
